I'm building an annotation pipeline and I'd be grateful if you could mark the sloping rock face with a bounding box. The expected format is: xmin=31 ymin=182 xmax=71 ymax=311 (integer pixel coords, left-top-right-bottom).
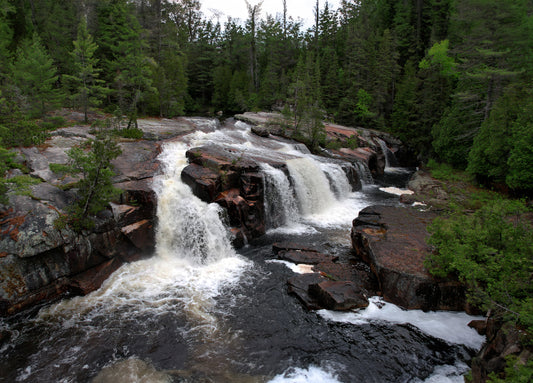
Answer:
xmin=0 ymin=188 xmax=156 ymax=316
xmin=351 ymin=205 xmax=466 ymax=311
xmin=235 ymin=112 xmax=416 ymax=177
xmin=0 ymin=117 xmax=206 ymax=316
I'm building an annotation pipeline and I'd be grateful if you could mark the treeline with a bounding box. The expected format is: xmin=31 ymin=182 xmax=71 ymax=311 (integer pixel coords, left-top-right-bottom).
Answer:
xmin=0 ymin=0 xmax=532 ymax=192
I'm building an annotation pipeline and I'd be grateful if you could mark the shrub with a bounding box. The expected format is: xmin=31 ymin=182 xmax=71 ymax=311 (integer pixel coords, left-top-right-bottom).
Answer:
xmin=426 ymin=199 xmax=533 ymax=335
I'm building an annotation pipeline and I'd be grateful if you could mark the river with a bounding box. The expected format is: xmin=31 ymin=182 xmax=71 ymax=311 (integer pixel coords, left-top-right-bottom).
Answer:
xmin=0 ymin=121 xmax=484 ymax=382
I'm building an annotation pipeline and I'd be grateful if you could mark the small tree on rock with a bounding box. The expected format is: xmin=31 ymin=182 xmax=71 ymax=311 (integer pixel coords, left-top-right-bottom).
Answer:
xmin=65 ymin=128 xmax=122 ymax=230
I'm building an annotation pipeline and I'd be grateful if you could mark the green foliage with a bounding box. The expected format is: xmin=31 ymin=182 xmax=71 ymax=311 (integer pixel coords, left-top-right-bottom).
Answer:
xmin=114 ymin=127 xmax=144 ymax=139
xmin=0 ymin=140 xmax=14 ymax=204
xmin=7 ymin=174 xmax=42 ymax=196
xmin=0 ymin=118 xmax=50 ymax=148
xmin=427 ymin=200 xmax=533 ymax=334
xmin=426 ymin=159 xmax=468 ymax=182
xmin=488 ymin=356 xmax=533 ymax=382
xmin=49 ymin=163 xmax=71 ymax=174
xmin=354 ymin=89 xmax=376 ymax=120
xmin=10 ymin=33 xmax=61 ymax=117
xmin=0 ymin=0 xmax=14 ymax=74
xmin=65 ymin=129 xmax=122 ymax=231
xmin=63 ymin=18 xmax=107 ymax=123
xmin=419 ymin=40 xmax=457 ymax=77
xmin=467 ymin=84 xmax=533 ymax=191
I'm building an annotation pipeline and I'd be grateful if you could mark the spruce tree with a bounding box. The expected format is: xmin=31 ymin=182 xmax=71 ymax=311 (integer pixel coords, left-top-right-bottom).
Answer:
xmin=64 ymin=18 xmax=107 ymax=123
xmin=0 ymin=0 xmax=14 ymax=76
xmin=10 ymin=33 xmax=60 ymax=117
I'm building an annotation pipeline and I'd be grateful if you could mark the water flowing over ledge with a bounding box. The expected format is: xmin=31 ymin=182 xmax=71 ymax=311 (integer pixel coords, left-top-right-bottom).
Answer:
xmin=0 ymin=118 xmax=485 ymax=383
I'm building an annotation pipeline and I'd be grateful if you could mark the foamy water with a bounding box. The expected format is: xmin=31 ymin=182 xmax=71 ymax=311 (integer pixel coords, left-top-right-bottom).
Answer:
xmin=268 ymin=366 xmax=342 ymax=383
xmin=318 ymin=297 xmax=485 ymax=350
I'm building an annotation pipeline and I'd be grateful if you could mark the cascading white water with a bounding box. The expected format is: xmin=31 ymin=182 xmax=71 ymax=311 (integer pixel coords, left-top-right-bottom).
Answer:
xmin=261 ymin=164 xmax=299 ymax=228
xmin=155 ymin=142 xmax=235 ymax=264
xmin=319 ymin=162 xmax=353 ymax=199
xmin=1 ymin=120 xmax=485 ymax=383
xmin=376 ymin=138 xmax=398 ymax=169
xmin=38 ymin=138 xmax=251 ymax=333
xmin=354 ymin=161 xmax=374 ymax=185
xmin=286 ymin=157 xmax=337 ymax=216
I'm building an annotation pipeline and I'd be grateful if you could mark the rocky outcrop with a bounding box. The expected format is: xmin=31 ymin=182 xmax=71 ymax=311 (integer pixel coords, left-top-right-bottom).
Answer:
xmin=351 ymin=205 xmax=467 ymax=311
xmin=0 ymin=117 xmax=207 ymax=316
xmin=235 ymin=111 xmax=416 ymax=177
xmin=181 ymin=139 xmax=362 ymax=244
xmin=182 ymin=145 xmax=267 ymax=243
xmin=469 ymin=320 xmax=532 ymax=382
xmin=276 ymin=242 xmax=377 ymax=311
xmin=0 ymin=184 xmax=156 ymax=316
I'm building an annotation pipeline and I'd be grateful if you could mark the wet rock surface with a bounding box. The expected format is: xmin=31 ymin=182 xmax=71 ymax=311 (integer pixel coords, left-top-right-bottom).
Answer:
xmin=0 ymin=118 xmax=205 ymax=316
xmin=351 ymin=205 xmax=466 ymax=311
xmin=275 ymin=241 xmax=377 ymax=311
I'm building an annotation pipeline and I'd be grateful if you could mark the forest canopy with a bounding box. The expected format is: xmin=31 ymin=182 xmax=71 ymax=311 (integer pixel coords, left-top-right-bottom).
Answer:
xmin=0 ymin=0 xmax=532 ymax=193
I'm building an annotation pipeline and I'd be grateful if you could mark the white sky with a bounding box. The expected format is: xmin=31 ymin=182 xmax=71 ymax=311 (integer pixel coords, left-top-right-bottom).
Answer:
xmin=200 ymin=0 xmax=341 ymax=29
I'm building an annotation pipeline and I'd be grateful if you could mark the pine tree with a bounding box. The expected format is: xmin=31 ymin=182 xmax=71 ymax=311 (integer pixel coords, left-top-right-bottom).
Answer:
xmin=66 ymin=129 xmax=122 ymax=230
xmin=0 ymin=0 xmax=14 ymax=76
xmin=96 ymin=0 xmax=154 ymax=127
xmin=64 ymin=18 xmax=107 ymax=123
xmin=10 ymin=33 xmax=60 ymax=117
xmin=432 ymin=0 xmax=527 ymax=168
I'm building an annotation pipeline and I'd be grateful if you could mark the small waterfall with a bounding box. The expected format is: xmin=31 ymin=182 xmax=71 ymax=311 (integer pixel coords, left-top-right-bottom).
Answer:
xmin=354 ymin=161 xmax=374 ymax=185
xmin=155 ymin=142 xmax=235 ymax=264
xmin=293 ymin=143 xmax=311 ymax=154
xmin=286 ymin=157 xmax=337 ymax=216
xmin=261 ymin=164 xmax=299 ymax=228
xmin=319 ymin=162 xmax=353 ymax=199
xmin=376 ymin=138 xmax=398 ymax=169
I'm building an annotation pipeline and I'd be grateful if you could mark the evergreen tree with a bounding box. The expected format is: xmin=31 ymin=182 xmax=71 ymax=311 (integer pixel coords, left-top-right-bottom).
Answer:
xmin=66 ymin=129 xmax=122 ymax=230
xmin=96 ymin=0 xmax=153 ymax=127
xmin=0 ymin=0 xmax=14 ymax=76
xmin=10 ymin=33 xmax=60 ymax=117
xmin=468 ymin=83 xmax=533 ymax=192
xmin=432 ymin=0 xmax=526 ymax=167
xmin=64 ymin=18 xmax=107 ymax=123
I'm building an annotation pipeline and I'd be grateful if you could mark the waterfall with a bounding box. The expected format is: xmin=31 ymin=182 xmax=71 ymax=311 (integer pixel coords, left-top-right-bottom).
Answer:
xmin=261 ymin=164 xmax=299 ymax=228
xmin=354 ymin=161 xmax=374 ymax=185
xmin=376 ymin=138 xmax=398 ymax=169
xmin=319 ymin=162 xmax=353 ymax=199
xmin=286 ymin=157 xmax=337 ymax=216
xmin=155 ymin=142 xmax=235 ymax=264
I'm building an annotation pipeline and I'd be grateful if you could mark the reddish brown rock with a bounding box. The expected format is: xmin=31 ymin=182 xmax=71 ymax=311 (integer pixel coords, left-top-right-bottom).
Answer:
xmin=181 ymin=163 xmax=220 ymax=202
xmin=278 ymin=250 xmax=338 ymax=265
xmin=351 ymin=205 xmax=466 ymax=311
xmin=287 ymin=273 xmax=328 ymax=310
xmin=332 ymin=147 xmax=382 ymax=177
xmin=67 ymin=258 xmax=123 ymax=296
xmin=121 ymin=219 xmax=155 ymax=251
xmin=309 ymin=280 xmax=370 ymax=311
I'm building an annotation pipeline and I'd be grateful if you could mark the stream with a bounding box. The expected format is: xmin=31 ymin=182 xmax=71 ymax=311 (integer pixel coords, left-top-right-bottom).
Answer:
xmin=0 ymin=121 xmax=485 ymax=383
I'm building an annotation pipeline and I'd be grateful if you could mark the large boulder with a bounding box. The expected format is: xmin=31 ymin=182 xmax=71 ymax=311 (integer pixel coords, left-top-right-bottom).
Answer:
xmin=278 ymin=242 xmax=377 ymax=311
xmin=351 ymin=205 xmax=466 ymax=311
